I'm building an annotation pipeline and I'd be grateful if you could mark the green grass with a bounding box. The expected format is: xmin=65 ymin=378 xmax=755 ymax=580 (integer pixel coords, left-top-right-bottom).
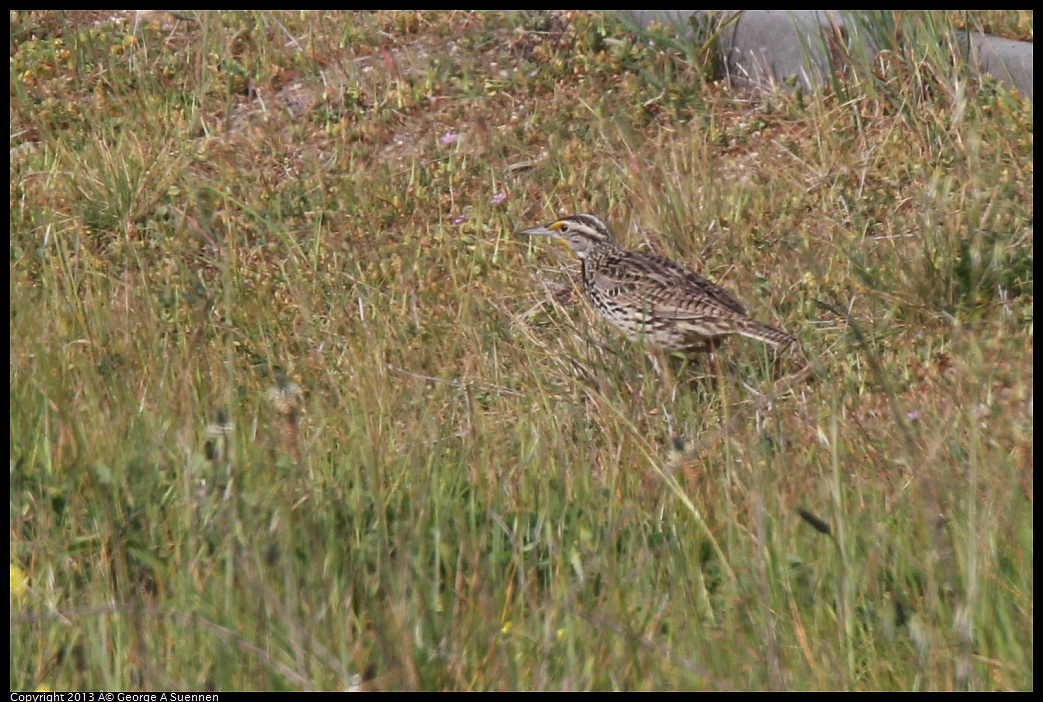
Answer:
xmin=10 ymin=10 xmax=1033 ymax=691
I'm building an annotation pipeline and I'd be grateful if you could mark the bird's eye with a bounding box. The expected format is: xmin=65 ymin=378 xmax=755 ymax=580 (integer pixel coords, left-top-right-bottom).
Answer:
xmin=559 ymin=223 xmax=570 ymax=232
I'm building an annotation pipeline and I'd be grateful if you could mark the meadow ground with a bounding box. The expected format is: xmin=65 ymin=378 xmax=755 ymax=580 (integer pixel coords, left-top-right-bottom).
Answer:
xmin=10 ymin=11 xmax=1033 ymax=691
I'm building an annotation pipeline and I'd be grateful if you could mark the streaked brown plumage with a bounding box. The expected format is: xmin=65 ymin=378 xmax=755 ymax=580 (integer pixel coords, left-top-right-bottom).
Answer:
xmin=519 ymin=213 xmax=798 ymax=354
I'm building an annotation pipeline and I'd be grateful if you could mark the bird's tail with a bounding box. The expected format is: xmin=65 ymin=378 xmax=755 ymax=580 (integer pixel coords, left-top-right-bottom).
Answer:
xmin=737 ymin=320 xmax=798 ymax=349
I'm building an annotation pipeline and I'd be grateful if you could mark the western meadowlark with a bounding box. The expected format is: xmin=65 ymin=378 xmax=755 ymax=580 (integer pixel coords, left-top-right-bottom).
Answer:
xmin=519 ymin=213 xmax=799 ymax=357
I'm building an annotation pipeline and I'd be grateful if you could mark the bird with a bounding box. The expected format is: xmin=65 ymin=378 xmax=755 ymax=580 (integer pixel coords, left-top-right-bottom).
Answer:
xmin=518 ymin=213 xmax=799 ymax=358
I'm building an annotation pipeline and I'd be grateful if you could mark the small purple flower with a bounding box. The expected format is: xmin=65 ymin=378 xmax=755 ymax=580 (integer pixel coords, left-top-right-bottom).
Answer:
xmin=440 ymin=131 xmax=459 ymax=146
xmin=491 ymin=192 xmax=507 ymax=205
xmin=452 ymin=213 xmax=467 ymax=225
xmin=906 ymin=410 xmax=921 ymax=421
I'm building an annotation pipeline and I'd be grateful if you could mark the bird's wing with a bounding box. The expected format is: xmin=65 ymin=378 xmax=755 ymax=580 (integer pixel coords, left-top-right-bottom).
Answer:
xmin=592 ymin=250 xmax=750 ymax=317
xmin=589 ymin=271 xmax=746 ymax=330
xmin=639 ymin=252 xmax=750 ymax=316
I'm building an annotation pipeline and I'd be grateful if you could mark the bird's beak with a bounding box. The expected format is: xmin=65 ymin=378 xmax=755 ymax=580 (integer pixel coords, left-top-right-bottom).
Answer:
xmin=516 ymin=221 xmax=562 ymax=238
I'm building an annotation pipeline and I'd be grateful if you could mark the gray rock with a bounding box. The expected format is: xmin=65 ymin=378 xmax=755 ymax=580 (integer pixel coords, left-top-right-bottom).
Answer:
xmin=625 ymin=10 xmax=1032 ymax=98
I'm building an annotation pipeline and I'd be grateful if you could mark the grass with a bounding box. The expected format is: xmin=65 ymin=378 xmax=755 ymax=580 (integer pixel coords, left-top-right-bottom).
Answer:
xmin=10 ymin=10 xmax=1033 ymax=691
xmin=949 ymin=10 xmax=1033 ymax=41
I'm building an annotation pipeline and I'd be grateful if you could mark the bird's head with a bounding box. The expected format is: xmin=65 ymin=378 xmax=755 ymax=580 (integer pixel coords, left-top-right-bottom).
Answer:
xmin=517 ymin=213 xmax=614 ymax=258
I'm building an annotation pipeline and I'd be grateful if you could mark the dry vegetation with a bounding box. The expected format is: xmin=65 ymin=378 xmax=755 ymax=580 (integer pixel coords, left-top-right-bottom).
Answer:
xmin=10 ymin=10 xmax=1033 ymax=691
